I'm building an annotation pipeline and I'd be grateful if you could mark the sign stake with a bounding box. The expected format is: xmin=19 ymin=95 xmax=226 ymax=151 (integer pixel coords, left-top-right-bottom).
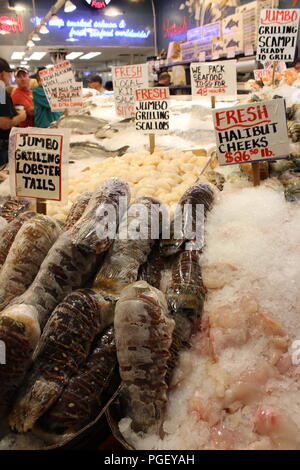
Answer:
xmin=149 ymin=134 xmax=155 ymax=154
xmin=211 ymin=96 xmax=216 ymax=109
xmin=36 ymin=199 xmax=47 ymax=215
xmin=252 ymin=162 xmax=261 ymax=186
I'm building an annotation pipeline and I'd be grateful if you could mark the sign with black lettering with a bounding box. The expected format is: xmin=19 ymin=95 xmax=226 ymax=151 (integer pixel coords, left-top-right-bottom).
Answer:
xmin=39 ymin=61 xmax=83 ymax=111
xmin=257 ymin=9 xmax=300 ymax=63
xmin=9 ymin=127 xmax=70 ymax=201
xmin=191 ymin=61 xmax=237 ymax=100
xmin=212 ymin=99 xmax=290 ymax=166
xmin=135 ymin=87 xmax=170 ymax=134
xmin=112 ymin=64 xmax=148 ymax=118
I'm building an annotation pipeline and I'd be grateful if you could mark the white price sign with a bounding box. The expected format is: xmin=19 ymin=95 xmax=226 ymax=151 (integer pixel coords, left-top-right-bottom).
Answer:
xmin=9 ymin=127 xmax=70 ymax=202
xmin=135 ymin=87 xmax=170 ymax=134
xmin=112 ymin=64 xmax=149 ymax=119
xmin=257 ymin=9 xmax=300 ymax=63
xmin=191 ymin=61 xmax=237 ymax=100
xmin=212 ymin=99 xmax=290 ymax=166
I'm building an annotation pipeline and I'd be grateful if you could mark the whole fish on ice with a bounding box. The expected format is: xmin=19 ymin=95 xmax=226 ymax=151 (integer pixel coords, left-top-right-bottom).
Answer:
xmin=50 ymin=115 xmax=109 ymax=134
xmin=70 ymin=142 xmax=129 ymax=160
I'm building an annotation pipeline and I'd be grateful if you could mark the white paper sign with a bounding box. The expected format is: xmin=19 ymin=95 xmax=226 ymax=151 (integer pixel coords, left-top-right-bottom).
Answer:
xmin=39 ymin=61 xmax=75 ymax=90
xmin=257 ymin=9 xmax=300 ymax=63
xmin=45 ymin=82 xmax=83 ymax=112
xmin=212 ymin=99 xmax=290 ymax=166
xmin=191 ymin=61 xmax=237 ymax=100
xmin=9 ymin=127 xmax=70 ymax=202
xmin=253 ymin=69 xmax=272 ymax=81
xmin=135 ymin=87 xmax=170 ymax=134
xmin=227 ymin=47 xmax=236 ymax=59
xmin=112 ymin=64 xmax=149 ymax=119
xmin=244 ymin=43 xmax=254 ymax=56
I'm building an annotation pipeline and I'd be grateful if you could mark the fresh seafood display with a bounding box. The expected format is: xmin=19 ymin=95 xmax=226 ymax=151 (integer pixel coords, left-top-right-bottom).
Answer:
xmin=0 ymin=211 xmax=36 ymax=268
xmin=0 ymin=305 xmax=40 ymax=417
xmin=70 ymin=142 xmax=129 ymax=160
xmin=95 ymin=127 xmax=119 ymax=140
xmin=0 ymin=215 xmax=61 ymax=311
xmin=93 ymin=197 xmax=164 ymax=301
xmin=8 ymin=232 xmax=98 ymax=330
xmin=9 ymin=290 xmax=113 ymax=433
xmin=138 ymin=242 xmax=171 ymax=291
xmin=63 ymin=192 xmax=92 ymax=232
xmin=47 ymin=150 xmax=210 ymax=223
xmin=114 ymin=282 xmax=175 ymax=434
xmin=50 ymin=115 xmax=109 ymax=134
xmin=287 ymin=121 xmax=300 ymax=143
xmin=160 ymin=181 xmax=215 ymax=257
xmin=0 ymin=197 xmax=31 ymax=222
xmin=41 ymin=326 xmax=117 ymax=435
xmin=70 ymin=178 xmax=130 ymax=254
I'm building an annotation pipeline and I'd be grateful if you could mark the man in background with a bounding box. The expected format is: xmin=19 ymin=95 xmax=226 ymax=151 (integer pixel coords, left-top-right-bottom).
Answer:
xmin=87 ymin=75 xmax=105 ymax=93
xmin=33 ymin=68 xmax=62 ymax=128
xmin=0 ymin=58 xmax=27 ymax=165
xmin=11 ymin=68 xmax=34 ymax=128
xmin=157 ymin=72 xmax=171 ymax=87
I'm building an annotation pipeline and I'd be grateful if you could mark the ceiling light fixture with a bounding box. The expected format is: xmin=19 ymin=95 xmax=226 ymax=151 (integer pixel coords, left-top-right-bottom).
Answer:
xmin=11 ymin=51 xmax=25 ymax=60
xmin=39 ymin=24 xmax=49 ymax=34
xmin=32 ymin=33 xmax=41 ymax=41
xmin=79 ymin=52 xmax=102 ymax=60
xmin=64 ymin=1 xmax=77 ymax=13
xmin=26 ymin=40 xmax=35 ymax=47
xmin=66 ymin=38 xmax=79 ymax=42
xmin=104 ymin=7 xmax=123 ymax=17
xmin=48 ymin=15 xmax=63 ymax=27
xmin=66 ymin=52 xmax=84 ymax=60
xmin=28 ymin=52 xmax=47 ymax=60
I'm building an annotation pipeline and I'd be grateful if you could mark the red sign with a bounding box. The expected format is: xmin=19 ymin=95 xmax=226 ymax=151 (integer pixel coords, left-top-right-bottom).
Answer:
xmin=163 ymin=16 xmax=188 ymax=39
xmin=0 ymin=16 xmax=23 ymax=33
xmin=83 ymin=0 xmax=111 ymax=8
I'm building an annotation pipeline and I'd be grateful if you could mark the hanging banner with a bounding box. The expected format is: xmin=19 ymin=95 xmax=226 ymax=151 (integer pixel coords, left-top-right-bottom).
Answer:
xmin=256 ymin=9 xmax=300 ymax=63
xmin=9 ymin=127 xmax=70 ymax=202
xmin=212 ymin=99 xmax=290 ymax=166
xmin=134 ymin=87 xmax=170 ymax=134
xmin=191 ymin=61 xmax=237 ymax=101
xmin=112 ymin=63 xmax=149 ymax=118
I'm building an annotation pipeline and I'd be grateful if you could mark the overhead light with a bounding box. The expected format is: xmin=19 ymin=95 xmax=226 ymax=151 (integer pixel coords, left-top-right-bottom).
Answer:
xmin=66 ymin=52 xmax=84 ymax=60
xmin=32 ymin=33 xmax=41 ymax=41
xmin=0 ymin=31 xmax=8 ymax=35
xmin=10 ymin=64 xmax=16 ymax=69
xmin=39 ymin=24 xmax=49 ymax=34
xmin=28 ymin=52 xmax=47 ymax=60
xmin=104 ymin=7 xmax=123 ymax=17
xmin=14 ymin=4 xmax=26 ymax=12
xmin=5 ymin=19 xmax=15 ymax=26
xmin=64 ymin=1 xmax=76 ymax=13
xmin=66 ymin=37 xmax=79 ymax=42
xmin=48 ymin=15 xmax=63 ymax=27
xmin=79 ymin=52 xmax=102 ymax=60
xmin=11 ymin=51 xmax=25 ymax=60
xmin=20 ymin=61 xmax=28 ymax=65
xmin=46 ymin=64 xmax=53 ymax=68
xmin=26 ymin=40 xmax=35 ymax=47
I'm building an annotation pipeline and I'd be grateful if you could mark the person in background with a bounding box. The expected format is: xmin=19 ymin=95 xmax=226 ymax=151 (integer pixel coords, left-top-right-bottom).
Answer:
xmin=11 ymin=68 xmax=34 ymax=128
xmin=0 ymin=58 xmax=27 ymax=166
xmin=104 ymin=80 xmax=113 ymax=91
xmin=33 ymin=68 xmax=62 ymax=128
xmin=87 ymin=75 xmax=106 ymax=93
xmin=157 ymin=72 xmax=171 ymax=87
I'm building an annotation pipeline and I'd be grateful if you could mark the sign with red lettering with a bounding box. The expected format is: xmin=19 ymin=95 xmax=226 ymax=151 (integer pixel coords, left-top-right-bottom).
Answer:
xmin=253 ymin=69 xmax=272 ymax=81
xmin=212 ymin=99 xmax=290 ymax=166
xmin=112 ymin=64 xmax=148 ymax=118
xmin=257 ymin=9 xmax=300 ymax=62
xmin=135 ymin=87 xmax=170 ymax=134
xmin=191 ymin=61 xmax=237 ymax=101
xmin=9 ymin=127 xmax=70 ymax=202
xmin=83 ymin=0 xmax=111 ymax=8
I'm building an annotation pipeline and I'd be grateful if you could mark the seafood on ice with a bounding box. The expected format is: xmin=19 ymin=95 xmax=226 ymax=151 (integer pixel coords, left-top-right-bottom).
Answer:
xmin=0 ymin=215 xmax=61 ymax=311
xmin=41 ymin=326 xmax=117 ymax=435
xmin=114 ymin=281 xmax=175 ymax=435
xmin=93 ymin=196 xmax=165 ymax=301
xmin=9 ymin=289 xmax=114 ymax=433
